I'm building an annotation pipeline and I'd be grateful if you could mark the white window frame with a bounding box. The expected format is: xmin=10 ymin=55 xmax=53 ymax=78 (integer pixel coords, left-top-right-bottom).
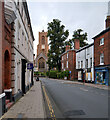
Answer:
xmin=67 ymin=53 xmax=68 ymax=59
xmin=100 ymin=38 xmax=104 ymax=46
xmin=100 ymin=53 xmax=104 ymax=65
xmin=62 ymin=63 xmax=64 ymax=69
xmin=67 ymin=61 xmax=68 ymax=68
xmin=62 ymin=56 xmax=63 ymax=60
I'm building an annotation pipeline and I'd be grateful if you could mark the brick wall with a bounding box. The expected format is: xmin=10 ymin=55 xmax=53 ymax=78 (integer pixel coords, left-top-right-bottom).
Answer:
xmin=94 ymin=31 xmax=110 ymax=67
xmin=0 ymin=2 xmax=3 ymax=94
xmin=61 ymin=50 xmax=78 ymax=80
xmin=37 ymin=32 xmax=48 ymax=57
xmin=2 ymin=19 xmax=12 ymax=90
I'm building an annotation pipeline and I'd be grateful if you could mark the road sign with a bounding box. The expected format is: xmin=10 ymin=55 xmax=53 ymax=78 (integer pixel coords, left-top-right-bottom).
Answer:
xmin=27 ymin=63 xmax=33 ymax=70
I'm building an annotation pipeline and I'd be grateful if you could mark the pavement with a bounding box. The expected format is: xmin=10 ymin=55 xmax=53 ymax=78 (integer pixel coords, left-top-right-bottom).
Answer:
xmin=1 ymin=80 xmax=45 ymax=119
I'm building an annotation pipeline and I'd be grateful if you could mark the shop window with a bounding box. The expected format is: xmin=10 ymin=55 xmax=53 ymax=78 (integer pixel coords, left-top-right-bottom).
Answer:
xmin=100 ymin=53 xmax=104 ymax=65
xmin=96 ymin=72 xmax=106 ymax=84
xmin=100 ymin=38 xmax=104 ymax=46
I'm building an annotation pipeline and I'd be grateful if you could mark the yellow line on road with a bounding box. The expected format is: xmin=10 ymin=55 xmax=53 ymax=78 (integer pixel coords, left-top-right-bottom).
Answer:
xmin=42 ymin=86 xmax=56 ymax=120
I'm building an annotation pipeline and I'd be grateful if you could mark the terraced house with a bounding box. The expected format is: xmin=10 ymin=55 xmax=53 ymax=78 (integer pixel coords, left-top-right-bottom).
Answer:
xmin=93 ymin=1 xmax=110 ymax=85
xmin=11 ymin=0 xmax=34 ymax=101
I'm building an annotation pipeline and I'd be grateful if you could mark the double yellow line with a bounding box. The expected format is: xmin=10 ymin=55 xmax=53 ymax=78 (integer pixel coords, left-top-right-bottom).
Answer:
xmin=42 ymin=86 xmax=56 ymax=120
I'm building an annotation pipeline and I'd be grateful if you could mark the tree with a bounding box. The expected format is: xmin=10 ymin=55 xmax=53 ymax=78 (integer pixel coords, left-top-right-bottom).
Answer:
xmin=47 ymin=19 xmax=69 ymax=71
xmin=70 ymin=29 xmax=88 ymax=48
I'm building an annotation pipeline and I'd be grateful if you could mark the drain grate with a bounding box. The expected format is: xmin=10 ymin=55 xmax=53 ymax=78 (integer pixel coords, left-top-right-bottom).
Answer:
xmin=63 ymin=110 xmax=85 ymax=117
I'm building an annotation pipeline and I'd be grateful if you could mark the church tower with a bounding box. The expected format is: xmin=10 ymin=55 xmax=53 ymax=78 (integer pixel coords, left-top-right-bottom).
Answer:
xmin=36 ymin=30 xmax=49 ymax=72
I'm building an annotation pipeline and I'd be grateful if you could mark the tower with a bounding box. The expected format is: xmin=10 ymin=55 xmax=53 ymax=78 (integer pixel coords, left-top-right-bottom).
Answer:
xmin=36 ymin=30 xmax=49 ymax=72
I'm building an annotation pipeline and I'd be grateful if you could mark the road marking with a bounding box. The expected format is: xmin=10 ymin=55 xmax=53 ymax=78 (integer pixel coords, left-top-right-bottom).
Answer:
xmin=80 ymin=88 xmax=88 ymax=92
xmin=42 ymin=86 xmax=56 ymax=120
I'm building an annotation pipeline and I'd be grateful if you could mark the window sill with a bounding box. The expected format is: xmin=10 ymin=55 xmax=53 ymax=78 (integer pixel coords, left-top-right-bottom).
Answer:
xmin=99 ymin=63 xmax=104 ymax=65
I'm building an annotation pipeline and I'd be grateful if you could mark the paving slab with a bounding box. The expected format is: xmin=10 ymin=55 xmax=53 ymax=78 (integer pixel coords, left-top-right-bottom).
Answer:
xmin=1 ymin=80 xmax=45 ymax=119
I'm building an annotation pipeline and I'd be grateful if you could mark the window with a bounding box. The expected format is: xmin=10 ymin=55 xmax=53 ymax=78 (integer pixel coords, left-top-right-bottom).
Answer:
xmin=100 ymin=38 xmax=104 ymax=45
xmin=100 ymin=53 xmax=104 ymax=65
xmin=87 ymin=48 xmax=89 ymax=55
xmin=67 ymin=53 xmax=68 ymax=59
xmin=90 ymin=58 xmax=92 ymax=67
xmin=78 ymin=61 xmax=80 ymax=69
xmin=81 ymin=61 xmax=83 ymax=68
xmin=66 ymin=61 xmax=68 ymax=68
xmin=62 ymin=56 xmax=63 ymax=60
xmin=86 ymin=59 xmax=88 ymax=68
xmin=42 ymin=36 xmax=45 ymax=44
xmin=62 ymin=63 xmax=64 ymax=69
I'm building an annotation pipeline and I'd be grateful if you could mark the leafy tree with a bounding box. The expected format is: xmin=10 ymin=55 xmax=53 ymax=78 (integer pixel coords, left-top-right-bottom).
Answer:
xmin=70 ymin=29 xmax=88 ymax=48
xmin=47 ymin=19 xmax=69 ymax=71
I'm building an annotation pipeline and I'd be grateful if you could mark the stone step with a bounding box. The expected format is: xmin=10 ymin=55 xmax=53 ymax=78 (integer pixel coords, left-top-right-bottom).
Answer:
xmin=6 ymin=102 xmax=14 ymax=111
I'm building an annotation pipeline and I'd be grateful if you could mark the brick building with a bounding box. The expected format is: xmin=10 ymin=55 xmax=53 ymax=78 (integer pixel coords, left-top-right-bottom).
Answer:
xmin=61 ymin=39 xmax=80 ymax=80
xmin=93 ymin=2 xmax=110 ymax=85
xmin=36 ymin=30 xmax=49 ymax=72
xmin=0 ymin=1 xmax=5 ymax=117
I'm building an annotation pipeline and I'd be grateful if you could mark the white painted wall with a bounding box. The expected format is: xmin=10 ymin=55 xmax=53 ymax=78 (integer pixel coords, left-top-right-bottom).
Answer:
xmin=76 ymin=44 xmax=94 ymax=82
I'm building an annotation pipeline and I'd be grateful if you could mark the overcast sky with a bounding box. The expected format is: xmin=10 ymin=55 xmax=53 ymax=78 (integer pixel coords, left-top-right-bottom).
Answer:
xmin=27 ymin=1 xmax=108 ymax=56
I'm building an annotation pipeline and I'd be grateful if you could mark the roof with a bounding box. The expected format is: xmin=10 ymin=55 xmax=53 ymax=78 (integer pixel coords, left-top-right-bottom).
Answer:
xmin=23 ymin=2 xmax=35 ymax=41
xmin=76 ymin=43 xmax=94 ymax=53
xmin=92 ymin=27 xmax=110 ymax=39
xmin=60 ymin=49 xmax=77 ymax=57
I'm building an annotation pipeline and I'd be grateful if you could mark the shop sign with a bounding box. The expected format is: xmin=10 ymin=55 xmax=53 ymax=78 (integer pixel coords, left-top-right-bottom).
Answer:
xmin=27 ymin=63 xmax=33 ymax=70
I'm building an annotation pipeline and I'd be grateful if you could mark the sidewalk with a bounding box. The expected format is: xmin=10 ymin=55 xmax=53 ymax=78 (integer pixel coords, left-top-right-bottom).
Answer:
xmin=1 ymin=80 xmax=45 ymax=119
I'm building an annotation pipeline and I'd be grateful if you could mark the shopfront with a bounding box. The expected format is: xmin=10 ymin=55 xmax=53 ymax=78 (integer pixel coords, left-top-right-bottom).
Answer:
xmin=95 ymin=67 xmax=109 ymax=85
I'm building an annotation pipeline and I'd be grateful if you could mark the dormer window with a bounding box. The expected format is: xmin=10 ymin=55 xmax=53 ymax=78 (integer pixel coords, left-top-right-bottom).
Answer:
xmin=100 ymin=38 xmax=104 ymax=46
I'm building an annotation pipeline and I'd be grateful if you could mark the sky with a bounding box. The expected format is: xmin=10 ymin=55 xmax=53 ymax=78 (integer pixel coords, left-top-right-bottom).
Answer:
xmin=27 ymin=1 xmax=109 ymax=56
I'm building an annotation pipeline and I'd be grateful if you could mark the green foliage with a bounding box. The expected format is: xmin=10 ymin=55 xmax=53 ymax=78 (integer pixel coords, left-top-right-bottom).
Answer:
xmin=70 ymin=29 xmax=88 ymax=47
xmin=34 ymin=71 xmax=40 ymax=76
xmin=49 ymin=70 xmax=58 ymax=79
xmin=46 ymin=70 xmax=70 ymax=79
xmin=47 ymin=19 xmax=69 ymax=71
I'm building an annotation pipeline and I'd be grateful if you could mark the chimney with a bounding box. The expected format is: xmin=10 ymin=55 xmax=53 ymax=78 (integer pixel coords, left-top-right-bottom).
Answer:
xmin=106 ymin=1 xmax=110 ymax=28
xmin=65 ymin=45 xmax=70 ymax=51
xmin=74 ymin=39 xmax=80 ymax=50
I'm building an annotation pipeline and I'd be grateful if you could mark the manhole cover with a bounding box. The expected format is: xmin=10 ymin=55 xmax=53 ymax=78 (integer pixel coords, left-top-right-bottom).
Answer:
xmin=63 ymin=110 xmax=85 ymax=117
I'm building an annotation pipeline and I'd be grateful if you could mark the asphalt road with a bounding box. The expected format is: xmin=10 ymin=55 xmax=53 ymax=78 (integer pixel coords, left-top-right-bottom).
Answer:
xmin=40 ymin=78 xmax=108 ymax=119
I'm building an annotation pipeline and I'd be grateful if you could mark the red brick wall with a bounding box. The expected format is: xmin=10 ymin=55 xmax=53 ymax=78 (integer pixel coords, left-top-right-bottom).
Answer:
xmin=94 ymin=31 xmax=110 ymax=67
xmin=37 ymin=32 xmax=48 ymax=57
xmin=61 ymin=50 xmax=78 ymax=80
xmin=2 ymin=18 xmax=12 ymax=90
xmin=0 ymin=2 xmax=3 ymax=94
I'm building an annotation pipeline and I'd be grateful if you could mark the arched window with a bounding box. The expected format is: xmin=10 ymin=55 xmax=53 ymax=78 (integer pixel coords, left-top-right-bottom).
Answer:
xmin=38 ymin=57 xmax=45 ymax=69
xmin=42 ymin=36 xmax=45 ymax=44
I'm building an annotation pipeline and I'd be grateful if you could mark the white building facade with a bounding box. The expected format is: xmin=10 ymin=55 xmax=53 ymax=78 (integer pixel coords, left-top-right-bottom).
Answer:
xmin=76 ymin=43 xmax=94 ymax=82
xmin=11 ymin=0 xmax=34 ymax=101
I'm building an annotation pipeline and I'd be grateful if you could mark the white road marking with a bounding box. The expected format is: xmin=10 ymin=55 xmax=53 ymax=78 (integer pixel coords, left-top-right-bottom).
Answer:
xmin=80 ymin=88 xmax=88 ymax=92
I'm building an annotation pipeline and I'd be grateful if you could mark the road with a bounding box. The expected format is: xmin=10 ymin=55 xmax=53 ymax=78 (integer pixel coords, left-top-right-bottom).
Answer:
xmin=40 ymin=78 xmax=108 ymax=119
